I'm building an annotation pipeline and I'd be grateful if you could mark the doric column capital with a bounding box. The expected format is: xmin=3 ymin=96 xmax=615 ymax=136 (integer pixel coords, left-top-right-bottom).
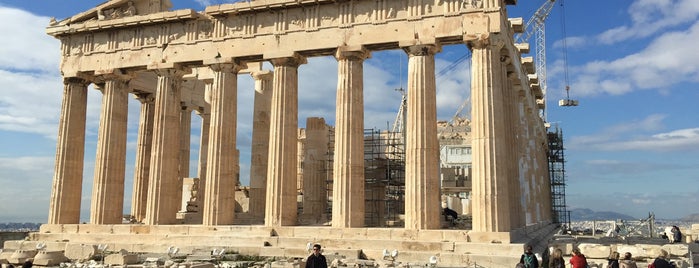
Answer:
xmin=334 ymin=46 xmax=371 ymax=61
xmin=402 ymin=44 xmax=441 ymax=56
xmin=268 ymin=52 xmax=307 ymax=67
xmin=195 ymin=106 xmax=210 ymax=116
xmin=151 ymin=64 xmax=191 ymax=78
xmin=133 ymin=92 xmax=155 ymax=104
xmin=251 ymin=70 xmax=273 ymax=81
xmin=467 ymin=33 xmax=506 ymax=50
xmin=207 ymin=58 xmax=247 ymax=73
xmin=93 ymin=68 xmax=135 ymax=82
xmin=181 ymin=102 xmax=194 ymax=112
xmin=63 ymin=76 xmax=91 ymax=86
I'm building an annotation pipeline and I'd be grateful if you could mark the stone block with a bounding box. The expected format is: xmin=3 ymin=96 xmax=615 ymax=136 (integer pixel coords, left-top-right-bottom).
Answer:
xmin=104 ymin=253 xmax=139 ymax=265
xmin=270 ymin=259 xmax=300 ymax=268
xmin=467 ymin=231 xmax=511 ymax=243
xmin=0 ymin=250 xmax=14 ymax=261
xmin=78 ymin=225 xmax=113 ymax=234
xmin=188 ymin=263 xmax=215 ymax=268
xmin=259 ymin=247 xmax=285 ymax=257
xmin=7 ymin=250 xmax=37 ymax=265
xmin=2 ymin=241 xmax=22 ymax=251
xmin=578 ymin=243 xmax=610 ymax=259
xmin=661 ymin=244 xmax=690 ymax=257
xmin=33 ymin=250 xmax=69 ymax=266
xmin=64 ymin=244 xmax=97 ymax=260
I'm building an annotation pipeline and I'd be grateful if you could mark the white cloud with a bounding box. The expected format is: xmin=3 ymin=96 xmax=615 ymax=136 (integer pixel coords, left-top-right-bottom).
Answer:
xmin=597 ymin=0 xmax=699 ymax=45
xmin=0 ymin=7 xmax=60 ymax=72
xmin=567 ymin=114 xmax=699 ymax=152
xmin=569 ymin=21 xmax=699 ymax=97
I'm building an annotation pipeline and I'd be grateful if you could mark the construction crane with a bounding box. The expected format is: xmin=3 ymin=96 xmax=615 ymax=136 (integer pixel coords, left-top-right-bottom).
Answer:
xmin=391 ymin=87 xmax=407 ymax=134
xmin=515 ymin=0 xmax=577 ymax=121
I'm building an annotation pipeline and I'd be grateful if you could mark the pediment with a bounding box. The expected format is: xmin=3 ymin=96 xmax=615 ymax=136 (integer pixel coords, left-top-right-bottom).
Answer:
xmin=53 ymin=0 xmax=173 ymax=26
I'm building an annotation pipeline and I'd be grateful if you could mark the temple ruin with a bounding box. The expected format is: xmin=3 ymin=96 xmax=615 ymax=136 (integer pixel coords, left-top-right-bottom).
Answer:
xmin=21 ymin=0 xmax=559 ymax=266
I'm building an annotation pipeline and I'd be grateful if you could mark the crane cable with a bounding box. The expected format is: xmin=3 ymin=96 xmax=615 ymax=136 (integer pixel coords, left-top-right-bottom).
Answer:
xmin=559 ymin=0 xmax=572 ymax=100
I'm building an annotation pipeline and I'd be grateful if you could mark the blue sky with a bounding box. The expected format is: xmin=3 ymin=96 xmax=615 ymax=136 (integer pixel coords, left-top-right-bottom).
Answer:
xmin=0 ymin=0 xmax=697 ymax=223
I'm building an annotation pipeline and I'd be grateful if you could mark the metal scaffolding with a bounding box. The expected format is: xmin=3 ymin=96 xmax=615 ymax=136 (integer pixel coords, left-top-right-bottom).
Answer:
xmin=321 ymin=128 xmax=406 ymax=227
xmin=547 ymin=123 xmax=570 ymax=226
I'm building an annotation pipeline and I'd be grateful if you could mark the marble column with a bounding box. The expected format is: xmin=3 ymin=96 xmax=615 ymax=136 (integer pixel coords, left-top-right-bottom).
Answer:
xmin=304 ymin=117 xmax=329 ymax=223
xmin=265 ymin=54 xmax=306 ymax=227
xmin=196 ymin=80 xmax=213 ymax=211
xmin=403 ymin=44 xmax=441 ymax=230
xmin=522 ymin=96 xmax=536 ymax=224
xmin=145 ymin=66 xmax=188 ymax=225
xmin=535 ymin=122 xmax=552 ymax=222
xmin=503 ymin=63 xmax=524 ymax=229
xmin=249 ymin=70 xmax=273 ymax=220
xmin=470 ymin=34 xmax=512 ymax=232
xmin=202 ymin=61 xmax=244 ymax=225
xmin=48 ymin=77 xmax=89 ymax=224
xmin=131 ymin=93 xmax=155 ymax=223
xmin=332 ymin=48 xmax=369 ymax=228
xmin=178 ymin=105 xmax=192 ymax=212
xmin=90 ymin=74 xmax=130 ymax=224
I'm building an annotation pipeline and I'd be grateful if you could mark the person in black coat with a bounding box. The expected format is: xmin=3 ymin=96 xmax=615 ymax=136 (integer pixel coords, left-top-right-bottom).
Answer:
xmin=306 ymin=244 xmax=328 ymax=268
xmin=652 ymin=249 xmax=675 ymax=268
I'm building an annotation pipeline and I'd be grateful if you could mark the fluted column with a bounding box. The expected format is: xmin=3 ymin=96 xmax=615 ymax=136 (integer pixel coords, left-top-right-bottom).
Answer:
xmin=48 ymin=77 xmax=89 ymax=224
xmin=90 ymin=73 xmax=131 ymax=224
xmin=535 ymin=121 xmax=552 ymax=222
xmin=265 ymin=54 xmax=306 ymax=227
xmin=178 ymin=105 xmax=192 ymax=212
xmin=202 ymin=61 xmax=245 ymax=225
xmin=249 ymin=70 xmax=273 ymax=220
xmin=131 ymin=93 xmax=155 ymax=223
xmin=403 ymin=44 xmax=441 ymax=230
xmin=521 ymin=95 xmax=536 ymax=223
xmin=196 ymin=80 xmax=213 ymax=209
xmin=332 ymin=47 xmax=370 ymax=228
xmin=145 ymin=66 xmax=188 ymax=225
xmin=303 ymin=117 xmax=329 ymax=223
xmin=470 ymin=34 xmax=512 ymax=232
xmin=503 ymin=63 xmax=524 ymax=229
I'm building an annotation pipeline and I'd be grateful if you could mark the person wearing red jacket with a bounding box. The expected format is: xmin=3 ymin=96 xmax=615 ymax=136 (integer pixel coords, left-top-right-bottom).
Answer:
xmin=569 ymin=248 xmax=588 ymax=268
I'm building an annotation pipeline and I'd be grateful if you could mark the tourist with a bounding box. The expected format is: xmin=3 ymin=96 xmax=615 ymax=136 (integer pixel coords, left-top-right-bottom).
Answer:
xmin=607 ymin=251 xmax=620 ymax=268
xmin=619 ymin=252 xmax=638 ymax=268
xmin=548 ymin=248 xmax=565 ymax=268
xmin=443 ymin=207 xmax=458 ymax=225
xmin=21 ymin=261 xmax=32 ymax=268
xmin=651 ymin=249 xmax=674 ymax=268
xmin=569 ymin=248 xmax=588 ymax=268
xmin=305 ymin=244 xmax=327 ymax=268
xmin=671 ymin=226 xmax=682 ymax=243
xmin=519 ymin=245 xmax=539 ymax=268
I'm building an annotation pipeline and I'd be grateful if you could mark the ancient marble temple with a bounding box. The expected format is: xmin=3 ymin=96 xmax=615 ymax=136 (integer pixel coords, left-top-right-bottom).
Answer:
xmin=45 ymin=0 xmax=551 ymax=235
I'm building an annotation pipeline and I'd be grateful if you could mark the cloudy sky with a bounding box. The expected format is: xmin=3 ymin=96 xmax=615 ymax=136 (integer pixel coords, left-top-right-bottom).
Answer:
xmin=0 ymin=0 xmax=697 ymax=223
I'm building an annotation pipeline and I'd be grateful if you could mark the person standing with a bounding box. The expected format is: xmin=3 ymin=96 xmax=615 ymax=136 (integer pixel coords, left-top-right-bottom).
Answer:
xmin=671 ymin=226 xmax=682 ymax=243
xmin=519 ymin=245 xmax=539 ymax=268
xmin=619 ymin=252 xmax=638 ymax=268
xmin=569 ymin=248 xmax=588 ymax=268
xmin=548 ymin=248 xmax=565 ymax=268
xmin=607 ymin=251 xmax=620 ymax=268
xmin=305 ymin=244 xmax=328 ymax=268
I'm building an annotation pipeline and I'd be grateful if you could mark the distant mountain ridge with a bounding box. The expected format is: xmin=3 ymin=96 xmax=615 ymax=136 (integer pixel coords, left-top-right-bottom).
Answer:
xmin=569 ymin=208 xmax=636 ymax=221
xmin=681 ymin=213 xmax=699 ymax=222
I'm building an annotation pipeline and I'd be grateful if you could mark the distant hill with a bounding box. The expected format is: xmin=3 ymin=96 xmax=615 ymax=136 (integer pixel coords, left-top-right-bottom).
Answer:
xmin=681 ymin=213 xmax=699 ymax=222
xmin=569 ymin=208 xmax=636 ymax=221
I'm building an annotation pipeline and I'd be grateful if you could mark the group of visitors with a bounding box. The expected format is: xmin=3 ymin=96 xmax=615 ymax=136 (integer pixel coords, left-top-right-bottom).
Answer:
xmin=517 ymin=247 xmax=677 ymax=268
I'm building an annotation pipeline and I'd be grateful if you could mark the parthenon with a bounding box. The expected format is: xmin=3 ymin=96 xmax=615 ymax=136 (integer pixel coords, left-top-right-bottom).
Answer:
xmin=36 ymin=0 xmax=554 ymax=266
